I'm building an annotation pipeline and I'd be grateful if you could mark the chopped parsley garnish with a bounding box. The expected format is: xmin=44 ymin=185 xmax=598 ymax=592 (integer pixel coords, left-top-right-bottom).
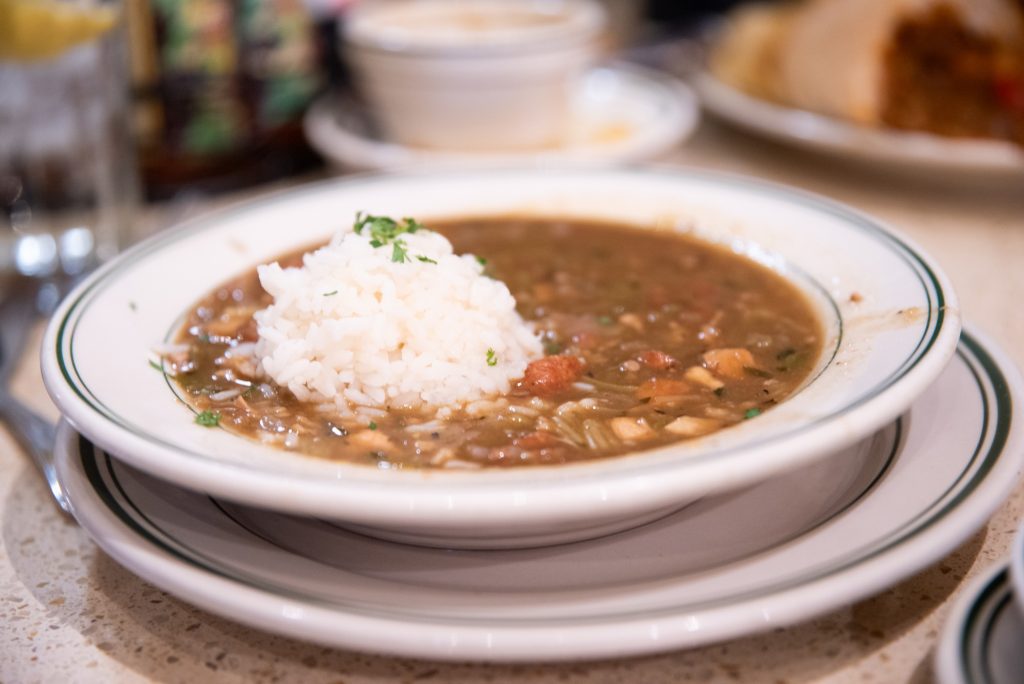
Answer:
xmin=476 ymin=256 xmax=487 ymax=266
xmin=352 ymin=213 xmax=435 ymax=266
xmin=743 ymin=366 xmax=772 ymax=379
xmin=391 ymin=240 xmax=409 ymax=263
xmin=354 ymin=212 xmax=421 ymax=244
xmin=743 ymin=408 xmax=762 ymax=420
xmin=597 ymin=315 xmax=613 ymax=326
xmin=323 ymin=290 xmax=338 ymax=296
xmin=369 ymin=421 xmax=378 ymax=430
xmin=486 ymin=348 xmax=498 ymax=366
xmin=195 ymin=410 xmax=220 ymax=427
xmin=148 ymin=359 xmax=163 ymax=372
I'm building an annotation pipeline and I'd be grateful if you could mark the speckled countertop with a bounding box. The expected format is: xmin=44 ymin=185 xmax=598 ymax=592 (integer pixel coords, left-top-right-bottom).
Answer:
xmin=3 ymin=120 xmax=1024 ymax=683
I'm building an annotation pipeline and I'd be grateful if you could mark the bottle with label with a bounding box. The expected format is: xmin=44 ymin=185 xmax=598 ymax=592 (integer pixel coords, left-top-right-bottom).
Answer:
xmin=126 ymin=0 xmax=322 ymax=199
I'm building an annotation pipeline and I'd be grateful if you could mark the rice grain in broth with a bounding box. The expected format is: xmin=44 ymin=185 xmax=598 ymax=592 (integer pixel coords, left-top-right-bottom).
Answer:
xmin=167 ymin=217 xmax=823 ymax=469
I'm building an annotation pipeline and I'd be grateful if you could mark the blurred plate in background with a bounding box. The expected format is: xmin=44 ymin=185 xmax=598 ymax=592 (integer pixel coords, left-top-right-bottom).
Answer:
xmin=694 ymin=72 xmax=1024 ymax=176
xmin=304 ymin=63 xmax=698 ymax=170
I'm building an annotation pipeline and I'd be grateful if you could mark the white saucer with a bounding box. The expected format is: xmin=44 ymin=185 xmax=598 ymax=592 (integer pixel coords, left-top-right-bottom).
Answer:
xmin=56 ymin=329 xmax=1024 ymax=663
xmin=935 ymin=564 xmax=1024 ymax=684
xmin=304 ymin=63 xmax=699 ymax=170
xmin=694 ymin=72 xmax=1024 ymax=175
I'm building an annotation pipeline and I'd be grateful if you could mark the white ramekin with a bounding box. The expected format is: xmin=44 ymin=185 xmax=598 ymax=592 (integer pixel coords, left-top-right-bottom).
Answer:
xmin=343 ymin=0 xmax=607 ymax=151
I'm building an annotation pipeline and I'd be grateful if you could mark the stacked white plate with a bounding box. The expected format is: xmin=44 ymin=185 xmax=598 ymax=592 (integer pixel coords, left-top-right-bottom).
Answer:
xmin=936 ymin=525 xmax=1024 ymax=683
xmin=41 ymin=169 xmax=1024 ymax=662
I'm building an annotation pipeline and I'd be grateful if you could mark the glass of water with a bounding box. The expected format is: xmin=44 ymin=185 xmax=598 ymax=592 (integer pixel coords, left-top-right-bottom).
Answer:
xmin=0 ymin=0 xmax=139 ymax=278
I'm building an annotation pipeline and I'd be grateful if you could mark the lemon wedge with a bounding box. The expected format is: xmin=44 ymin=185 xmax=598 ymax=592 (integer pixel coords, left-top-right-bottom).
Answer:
xmin=0 ymin=0 xmax=118 ymax=61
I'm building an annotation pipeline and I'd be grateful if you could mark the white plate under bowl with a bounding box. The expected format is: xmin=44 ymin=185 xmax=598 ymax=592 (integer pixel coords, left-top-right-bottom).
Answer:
xmin=304 ymin=63 xmax=699 ymax=170
xmin=42 ymin=168 xmax=961 ymax=548
xmin=694 ymin=72 xmax=1024 ymax=175
xmin=935 ymin=563 xmax=1024 ymax=684
xmin=57 ymin=329 xmax=1023 ymax=662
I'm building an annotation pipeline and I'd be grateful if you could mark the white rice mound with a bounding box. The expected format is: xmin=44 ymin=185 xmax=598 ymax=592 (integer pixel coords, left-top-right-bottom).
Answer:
xmin=253 ymin=224 xmax=543 ymax=417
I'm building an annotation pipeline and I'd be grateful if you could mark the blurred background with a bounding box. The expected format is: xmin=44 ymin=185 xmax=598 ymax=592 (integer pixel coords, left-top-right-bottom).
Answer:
xmin=3 ymin=0 xmax=742 ymax=204
xmin=118 ymin=0 xmax=739 ymax=199
xmin=3 ymin=0 xmax=1023 ymax=279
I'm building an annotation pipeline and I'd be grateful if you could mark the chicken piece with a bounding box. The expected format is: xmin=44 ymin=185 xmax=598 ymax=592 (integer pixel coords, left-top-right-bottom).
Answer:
xmin=618 ymin=313 xmax=645 ymax=332
xmin=665 ymin=416 xmax=722 ymax=437
xmin=609 ymin=417 xmax=655 ymax=442
xmin=350 ymin=429 xmax=394 ymax=451
xmin=702 ymin=348 xmax=757 ymax=379
xmin=684 ymin=366 xmax=724 ymax=390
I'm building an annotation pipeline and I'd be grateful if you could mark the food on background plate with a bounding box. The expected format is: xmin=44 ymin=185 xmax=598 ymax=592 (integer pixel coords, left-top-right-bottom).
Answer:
xmin=710 ymin=0 xmax=1024 ymax=145
xmin=160 ymin=215 xmax=822 ymax=469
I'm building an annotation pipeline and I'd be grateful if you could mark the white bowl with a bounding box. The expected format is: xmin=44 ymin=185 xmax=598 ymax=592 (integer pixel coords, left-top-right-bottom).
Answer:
xmin=42 ymin=168 xmax=961 ymax=548
xmin=343 ymin=0 xmax=606 ymax=151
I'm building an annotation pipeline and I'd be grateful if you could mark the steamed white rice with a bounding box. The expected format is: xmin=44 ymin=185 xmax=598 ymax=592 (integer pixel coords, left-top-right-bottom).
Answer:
xmin=253 ymin=222 xmax=543 ymax=417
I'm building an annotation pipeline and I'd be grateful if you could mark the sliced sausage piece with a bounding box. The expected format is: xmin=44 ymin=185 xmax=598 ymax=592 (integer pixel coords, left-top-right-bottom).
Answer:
xmin=638 ymin=349 xmax=678 ymax=370
xmin=522 ymin=355 xmax=585 ymax=395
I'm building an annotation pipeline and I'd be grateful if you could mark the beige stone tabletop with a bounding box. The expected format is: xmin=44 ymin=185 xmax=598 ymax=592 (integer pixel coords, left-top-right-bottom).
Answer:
xmin=2 ymin=119 xmax=1023 ymax=683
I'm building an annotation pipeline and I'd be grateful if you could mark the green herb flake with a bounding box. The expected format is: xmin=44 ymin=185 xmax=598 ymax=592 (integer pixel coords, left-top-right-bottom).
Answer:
xmin=195 ymin=410 xmax=221 ymax=427
xmin=544 ymin=341 xmax=562 ymax=355
xmin=149 ymin=359 xmax=164 ymax=372
xmin=403 ymin=217 xmax=424 ymax=233
xmin=353 ymin=213 xmax=427 ymax=255
xmin=743 ymin=408 xmax=762 ymax=420
xmin=486 ymin=348 xmax=498 ymax=366
xmin=416 ymin=255 xmax=437 ymax=264
xmin=391 ymin=240 xmax=409 ymax=263
xmin=476 ymin=256 xmax=488 ymax=266
xmin=775 ymin=348 xmax=807 ymax=372
xmin=743 ymin=366 xmax=772 ymax=379
xmin=597 ymin=315 xmax=613 ymax=326
xmin=369 ymin=421 xmax=378 ymax=430
xmin=323 ymin=290 xmax=338 ymax=297
xmin=353 ymin=211 xmax=368 ymax=234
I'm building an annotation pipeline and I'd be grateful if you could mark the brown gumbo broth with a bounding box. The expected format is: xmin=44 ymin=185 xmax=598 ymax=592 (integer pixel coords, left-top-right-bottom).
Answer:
xmin=170 ymin=218 xmax=823 ymax=468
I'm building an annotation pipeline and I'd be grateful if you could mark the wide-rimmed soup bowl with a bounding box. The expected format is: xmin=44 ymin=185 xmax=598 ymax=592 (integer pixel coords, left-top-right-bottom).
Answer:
xmin=42 ymin=168 xmax=960 ymax=548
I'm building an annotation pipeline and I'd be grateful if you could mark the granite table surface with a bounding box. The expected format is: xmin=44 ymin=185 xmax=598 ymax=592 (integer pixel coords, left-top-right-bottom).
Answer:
xmin=2 ymin=119 xmax=1023 ymax=683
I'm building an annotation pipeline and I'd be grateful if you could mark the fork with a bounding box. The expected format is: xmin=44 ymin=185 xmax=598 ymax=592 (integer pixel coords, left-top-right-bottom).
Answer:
xmin=0 ymin=275 xmax=72 ymax=516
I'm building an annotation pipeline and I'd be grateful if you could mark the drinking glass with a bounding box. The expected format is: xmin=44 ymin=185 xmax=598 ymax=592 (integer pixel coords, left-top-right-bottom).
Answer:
xmin=0 ymin=0 xmax=139 ymax=278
